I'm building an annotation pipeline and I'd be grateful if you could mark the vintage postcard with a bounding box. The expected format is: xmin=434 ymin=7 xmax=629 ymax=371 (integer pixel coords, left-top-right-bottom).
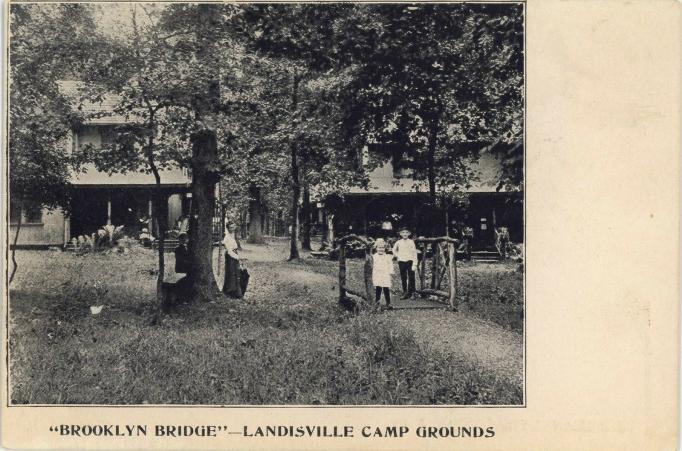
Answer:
xmin=1 ymin=0 xmax=679 ymax=449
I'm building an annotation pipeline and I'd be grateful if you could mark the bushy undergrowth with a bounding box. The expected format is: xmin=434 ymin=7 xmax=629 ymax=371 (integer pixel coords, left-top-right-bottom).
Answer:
xmin=9 ymin=250 xmax=522 ymax=405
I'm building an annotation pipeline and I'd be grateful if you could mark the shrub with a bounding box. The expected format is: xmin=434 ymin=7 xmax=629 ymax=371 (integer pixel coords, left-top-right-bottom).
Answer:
xmin=98 ymin=225 xmax=125 ymax=247
xmin=74 ymin=225 xmax=127 ymax=254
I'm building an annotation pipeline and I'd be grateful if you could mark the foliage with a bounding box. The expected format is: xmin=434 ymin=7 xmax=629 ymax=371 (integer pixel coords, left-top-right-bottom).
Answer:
xmin=9 ymin=3 xmax=524 ymax=286
xmin=338 ymin=3 xmax=524 ymax=198
xmin=74 ymin=6 xmax=192 ymax=177
xmin=70 ymin=224 xmax=128 ymax=254
xmin=237 ymin=4 xmax=373 ymax=258
xmin=73 ymin=4 xmax=252 ymax=300
xmin=98 ymin=225 xmax=126 ymax=247
xmin=8 ymin=4 xmax=99 ymax=209
xmin=8 ymin=4 xmax=121 ymax=283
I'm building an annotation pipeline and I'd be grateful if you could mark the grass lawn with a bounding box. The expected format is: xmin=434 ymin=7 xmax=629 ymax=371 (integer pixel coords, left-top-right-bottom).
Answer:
xmin=8 ymin=243 xmax=523 ymax=405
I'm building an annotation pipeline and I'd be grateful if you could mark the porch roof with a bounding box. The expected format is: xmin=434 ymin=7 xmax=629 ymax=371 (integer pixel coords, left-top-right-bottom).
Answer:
xmin=72 ymin=165 xmax=191 ymax=186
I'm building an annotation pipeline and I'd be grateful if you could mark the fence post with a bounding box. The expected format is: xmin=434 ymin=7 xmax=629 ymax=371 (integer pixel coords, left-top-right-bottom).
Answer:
xmin=338 ymin=243 xmax=346 ymax=302
xmin=433 ymin=241 xmax=438 ymax=290
xmin=431 ymin=242 xmax=439 ymax=289
xmin=447 ymin=241 xmax=457 ymax=310
xmin=419 ymin=242 xmax=427 ymax=291
xmin=364 ymin=244 xmax=374 ymax=306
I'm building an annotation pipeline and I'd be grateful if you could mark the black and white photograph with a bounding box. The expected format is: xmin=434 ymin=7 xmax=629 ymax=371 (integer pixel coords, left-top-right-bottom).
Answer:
xmin=6 ymin=1 xmax=524 ymax=406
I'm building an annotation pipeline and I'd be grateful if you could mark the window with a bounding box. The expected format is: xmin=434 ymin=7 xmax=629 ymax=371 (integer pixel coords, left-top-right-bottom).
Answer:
xmin=366 ymin=143 xmax=414 ymax=178
xmin=9 ymin=200 xmax=21 ymax=223
xmin=24 ymin=203 xmax=43 ymax=223
xmin=392 ymin=150 xmax=414 ymax=178
xmin=9 ymin=199 xmax=43 ymax=224
xmin=100 ymin=125 xmax=117 ymax=149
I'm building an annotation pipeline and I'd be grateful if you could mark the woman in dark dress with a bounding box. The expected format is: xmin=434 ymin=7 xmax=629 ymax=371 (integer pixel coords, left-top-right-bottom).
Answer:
xmin=221 ymin=223 xmax=242 ymax=298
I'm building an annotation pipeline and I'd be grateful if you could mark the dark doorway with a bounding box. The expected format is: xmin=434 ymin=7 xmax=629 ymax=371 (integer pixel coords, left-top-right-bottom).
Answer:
xmin=110 ymin=190 xmax=151 ymax=238
xmin=69 ymin=189 xmax=108 ymax=238
xmin=468 ymin=195 xmax=496 ymax=250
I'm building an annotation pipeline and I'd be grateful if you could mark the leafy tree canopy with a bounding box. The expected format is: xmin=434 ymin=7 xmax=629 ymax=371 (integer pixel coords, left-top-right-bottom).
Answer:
xmin=9 ymin=4 xmax=103 ymax=210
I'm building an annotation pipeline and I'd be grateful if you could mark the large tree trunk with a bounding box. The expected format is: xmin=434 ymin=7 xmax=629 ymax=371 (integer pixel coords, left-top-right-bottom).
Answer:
xmin=427 ymin=121 xmax=439 ymax=286
xmin=188 ymin=130 xmax=221 ymax=302
xmin=288 ymin=72 xmax=301 ymax=260
xmin=187 ymin=3 xmax=221 ymax=302
xmin=301 ymin=184 xmax=312 ymax=251
xmin=8 ymin=198 xmax=23 ymax=285
xmin=289 ymin=163 xmax=301 ymax=260
xmin=427 ymin=135 xmax=437 ymax=203
xmin=247 ymin=184 xmax=264 ymax=244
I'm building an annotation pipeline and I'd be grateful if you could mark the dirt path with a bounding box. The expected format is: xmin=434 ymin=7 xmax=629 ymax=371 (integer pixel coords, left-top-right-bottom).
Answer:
xmin=225 ymin=239 xmax=523 ymax=388
xmin=389 ymin=310 xmax=523 ymax=386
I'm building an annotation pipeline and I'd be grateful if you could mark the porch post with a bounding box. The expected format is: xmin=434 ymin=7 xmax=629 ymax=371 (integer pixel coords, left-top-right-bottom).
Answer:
xmin=106 ymin=197 xmax=112 ymax=225
xmin=147 ymin=196 xmax=154 ymax=236
xmin=63 ymin=215 xmax=71 ymax=246
xmin=412 ymin=199 xmax=418 ymax=235
xmin=327 ymin=212 xmax=335 ymax=245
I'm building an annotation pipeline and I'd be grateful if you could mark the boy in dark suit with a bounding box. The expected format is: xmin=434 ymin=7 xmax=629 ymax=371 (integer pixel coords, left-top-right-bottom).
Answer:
xmin=174 ymin=233 xmax=192 ymax=294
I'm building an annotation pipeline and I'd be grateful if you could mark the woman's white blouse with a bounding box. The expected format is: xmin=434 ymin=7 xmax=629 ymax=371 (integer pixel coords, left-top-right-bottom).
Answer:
xmin=222 ymin=232 xmax=239 ymax=259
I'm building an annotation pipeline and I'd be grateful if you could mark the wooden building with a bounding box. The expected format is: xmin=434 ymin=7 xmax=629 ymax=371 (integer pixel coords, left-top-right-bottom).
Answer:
xmin=9 ymin=83 xmax=192 ymax=248
xmin=320 ymin=147 xmax=523 ymax=250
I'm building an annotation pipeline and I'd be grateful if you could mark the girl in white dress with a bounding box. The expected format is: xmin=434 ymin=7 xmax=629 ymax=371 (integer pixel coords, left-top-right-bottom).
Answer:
xmin=372 ymin=238 xmax=394 ymax=309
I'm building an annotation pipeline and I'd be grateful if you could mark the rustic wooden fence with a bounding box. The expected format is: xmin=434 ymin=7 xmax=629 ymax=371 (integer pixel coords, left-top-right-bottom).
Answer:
xmin=414 ymin=237 xmax=459 ymax=310
xmin=336 ymin=235 xmax=374 ymax=311
xmin=336 ymin=235 xmax=459 ymax=311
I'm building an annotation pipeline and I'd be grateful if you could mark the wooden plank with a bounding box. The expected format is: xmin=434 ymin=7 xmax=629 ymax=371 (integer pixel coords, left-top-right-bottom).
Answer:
xmin=419 ymin=242 xmax=427 ymax=291
xmin=364 ymin=246 xmax=374 ymax=304
xmin=437 ymin=243 xmax=447 ymax=290
xmin=431 ymin=242 xmax=439 ymax=289
xmin=345 ymin=288 xmax=367 ymax=300
xmin=447 ymin=242 xmax=457 ymax=310
xmin=415 ymin=237 xmax=459 ymax=244
xmin=340 ymin=291 xmax=364 ymax=313
xmin=337 ymin=234 xmax=370 ymax=246
xmin=391 ymin=305 xmax=443 ymax=310
xmin=418 ymin=288 xmax=449 ymax=298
